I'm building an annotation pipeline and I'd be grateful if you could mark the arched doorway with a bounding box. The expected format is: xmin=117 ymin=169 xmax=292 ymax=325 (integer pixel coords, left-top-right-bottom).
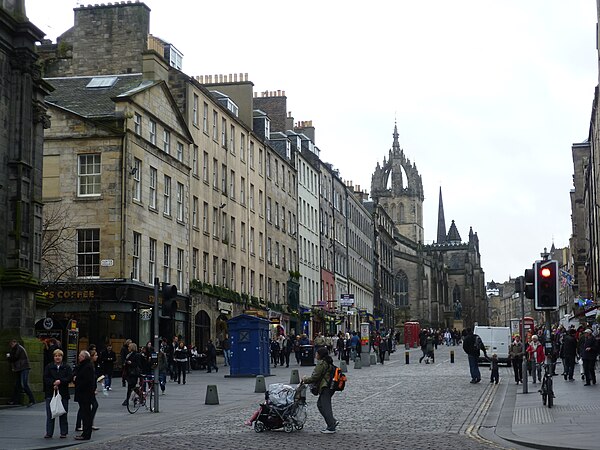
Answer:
xmin=195 ymin=310 xmax=210 ymax=352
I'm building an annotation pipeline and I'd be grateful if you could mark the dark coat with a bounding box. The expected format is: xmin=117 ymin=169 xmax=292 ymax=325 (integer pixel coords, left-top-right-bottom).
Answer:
xmin=74 ymin=359 xmax=96 ymax=403
xmin=99 ymin=349 xmax=116 ymax=374
xmin=43 ymin=362 xmax=73 ymax=399
xmin=561 ymin=334 xmax=578 ymax=358
xmin=581 ymin=335 xmax=598 ymax=360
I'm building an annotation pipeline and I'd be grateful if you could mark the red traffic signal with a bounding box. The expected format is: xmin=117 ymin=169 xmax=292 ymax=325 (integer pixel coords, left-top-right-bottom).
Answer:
xmin=534 ymin=260 xmax=559 ymax=310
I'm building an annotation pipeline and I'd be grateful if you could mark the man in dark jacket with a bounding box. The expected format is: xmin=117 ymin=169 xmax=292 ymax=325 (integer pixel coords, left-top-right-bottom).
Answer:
xmin=581 ymin=329 xmax=597 ymax=386
xmin=99 ymin=344 xmax=116 ymax=391
xmin=206 ymin=340 xmax=218 ymax=373
xmin=74 ymin=351 xmax=96 ymax=441
xmin=120 ymin=339 xmax=131 ymax=387
xmin=561 ymin=329 xmax=578 ymax=381
xmin=43 ymin=349 xmax=73 ymax=438
xmin=7 ymin=339 xmax=35 ymax=406
xmin=462 ymin=329 xmax=487 ymax=383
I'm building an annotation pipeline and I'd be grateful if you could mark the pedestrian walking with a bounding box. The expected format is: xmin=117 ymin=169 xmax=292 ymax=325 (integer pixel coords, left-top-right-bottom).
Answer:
xmin=270 ymin=338 xmax=280 ymax=367
xmin=301 ymin=347 xmax=338 ymax=434
xmin=580 ymin=329 xmax=597 ymax=386
xmin=561 ymin=328 xmax=578 ymax=381
xmin=98 ymin=344 xmax=116 ymax=390
xmin=43 ymin=349 xmax=72 ymax=439
xmin=462 ymin=328 xmax=487 ymax=383
xmin=75 ymin=350 xmax=100 ymax=433
xmin=509 ymin=334 xmax=524 ymax=384
xmin=526 ymin=335 xmax=544 ymax=384
xmin=379 ymin=337 xmax=388 ymax=364
xmin=120 ymin=339 xmax=132 ymax=387
xmin=173 ymin=340 xmax=188 ymax=384
xmin=73 ymin=350 xmax=95 ymax=441
xmin=157 ymin=349 xmax=167 ymax=394
xmin=281 ymin=334 xmax=292 ymax=368
xmin=6 ymin=339 xmax=36 ymax=406
xmin=206 ymin=340 xmax=218 ymax=373
xmin=222 ymin=334 xmax=231 ymax=367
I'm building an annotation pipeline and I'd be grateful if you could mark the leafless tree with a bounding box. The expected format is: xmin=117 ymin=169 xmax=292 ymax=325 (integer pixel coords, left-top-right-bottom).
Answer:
xmin=41 ymin=202 xmax=78 ymax=282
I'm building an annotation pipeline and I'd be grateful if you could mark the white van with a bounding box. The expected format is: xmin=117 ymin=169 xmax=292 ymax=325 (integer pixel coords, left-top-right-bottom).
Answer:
xmin=473 ymin=326 xmax=511 ymax=365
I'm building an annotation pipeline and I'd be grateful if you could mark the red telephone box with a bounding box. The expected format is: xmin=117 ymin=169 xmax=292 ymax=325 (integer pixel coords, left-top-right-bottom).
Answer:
xmin=404 ymin=322 xmax=421 ymax=348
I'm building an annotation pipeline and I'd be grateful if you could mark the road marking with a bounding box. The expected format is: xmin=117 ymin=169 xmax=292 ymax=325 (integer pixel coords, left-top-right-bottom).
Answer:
xmin=360 ymin=380 xmax=404 ymax=402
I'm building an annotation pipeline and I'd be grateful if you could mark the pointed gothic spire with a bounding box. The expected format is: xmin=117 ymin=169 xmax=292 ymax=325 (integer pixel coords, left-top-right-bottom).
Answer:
xmin=392 ymin=121 xmax=400 ymax=154
xmin=447 ymin=220 xmax=462 ymax=244
xmin=436 ymin=187 xmax=447 ymax=244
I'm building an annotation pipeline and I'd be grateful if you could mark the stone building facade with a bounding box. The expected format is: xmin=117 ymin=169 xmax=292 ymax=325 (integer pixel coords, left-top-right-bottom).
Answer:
xmin=0 ymin=0 xmax=52 ymax=402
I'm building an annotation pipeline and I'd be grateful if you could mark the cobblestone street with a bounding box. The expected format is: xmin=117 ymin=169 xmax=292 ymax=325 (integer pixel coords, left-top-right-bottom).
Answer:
xmin=73 ymin=348 xmax=516 ymax=450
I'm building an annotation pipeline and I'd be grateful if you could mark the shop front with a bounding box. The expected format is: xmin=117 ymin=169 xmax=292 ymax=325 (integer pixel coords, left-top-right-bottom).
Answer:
xmin=43 ymin=281 xmax=189 ymax=354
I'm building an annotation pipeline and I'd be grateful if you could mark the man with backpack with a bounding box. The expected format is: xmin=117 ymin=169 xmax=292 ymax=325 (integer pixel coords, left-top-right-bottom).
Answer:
xmin=462 ymin=328 xmax=487 ymax=383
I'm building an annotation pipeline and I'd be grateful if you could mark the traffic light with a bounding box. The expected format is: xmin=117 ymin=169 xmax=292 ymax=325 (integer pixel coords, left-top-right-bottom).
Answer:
xmin=534 ymin=260 xmax=559 ymax=310
xmin=162 ymin=283 xmax=178 ymax=317
xmin=524 ymin=266 xmax=535 ymax=300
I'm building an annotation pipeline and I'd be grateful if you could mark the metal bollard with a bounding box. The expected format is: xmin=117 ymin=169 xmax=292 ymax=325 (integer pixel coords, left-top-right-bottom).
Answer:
xmin=205 ymin=385 xmax=219 ymax=405
xmin=450 ymin=350 xmax=454 ymax=364
xmin=254 ymin=375 xmax=266 ymax=393
xmin=340 ymin=360 xmax=348 ymax=372
xmin=370 ymin=354 xmax=377 ymax=365
xmin=405 ymin=351 xmax=409 ymax=364
xmin=290 ymin=369 xmax=300 ymax=384
xmin=354 ymin=358 xmax=362 ymax=369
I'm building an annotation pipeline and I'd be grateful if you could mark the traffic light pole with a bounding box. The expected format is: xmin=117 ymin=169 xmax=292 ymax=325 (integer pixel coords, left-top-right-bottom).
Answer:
xmin=520 ymin=288 xmax=528 ymax=394
xmin=153 ymin=277 xmax=160 ymax=413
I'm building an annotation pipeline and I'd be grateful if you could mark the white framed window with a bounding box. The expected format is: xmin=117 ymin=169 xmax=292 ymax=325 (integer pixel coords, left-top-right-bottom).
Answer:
xmin=134 ymin=113 xmax=142 ymax=135
xmin=241 ymin=222 xmax=246 ymax=251
xmin=77 ymin=228 xmax=100 ymax=277
xmin=275 ymin=242 xmax=280 ymax=267
xmin=240 ymin=177 xmax=246 ymax=205
xmin=230 ymin=217 xmax=236 ymax=246
xmin=213 ymin=159 xmax=218 ymax=189
xmin=193 ymin=94 xmax=199 ymax=126
xmin=192 ymin=248 xmax=199 ymax=280
xmin=212 ymin=110 xmax=218 ymax=140
xmin=240 ymin=133 xmax=246 ymax=161
xmin=230 ymin=124 xmax=235 ymax=153
xmin=221 ymin=211 xmax=227 ymax=241
xmin=203 ymin=102 xmax=208 ymax=133
xmin=249 ymin=141 xmax=255 ymax=168
xmin=259 ymin=232 xmax=264 ymax=259
xmin=221 ymin=117 xmax=227 ymax=147
xmin=149 ymin=119 xmax=156 ymax=145
xmin=241 ymin=266 xmax=246 ymax=293
xmin=192 ymin=196 xmax=199 ymax=228
xmin=230 ymin=262 xmax=236 ymax=290
xmin=275 ymin=202 xmax=279 ymax=227
xmin=77 ymin=154 xmax=101 ymax=197
xmin=202 ymin=252 xmax=208 ymax=283
xmin=222 ymin=259 xmax=227 ymax=286
xmin=163 ymin=130 xmax=171 ymax=154
xmin=132 ymin=231 xmax=141 ymax=280
xmin=163 ymin=175 xmax=171 ymax=216
xmin=163 ymin=244 xmax=171 ymax=283
xmin=176 ymin=141 xmax=184 ymax=162
xmin=267 ymin=237 xmax=272 ymax=263
xmin=250 ymin=270 xmax=255 ymax=295
xmin=212 ymin=207 xmax=218 ymax=236
xmin=258 ymin=148 xmax=263 ymax=175
xmin=148 ymin=238 xmax=156 ymax=284
xmin=258 ymin=190 xmax=263 ymax=216
xmin=249 ymin=184 xmax=254 ymax=210
xmin=266 ymin=197 xmax=271 ymax=222
xmin=230 ymin=170 xmax=235 ymax=199
xmin=266 ymin=153 xmax=271 ymax=178
xmin=177 ymin=248 xmax=184 ymax=288
xmin=192 ymin=146 xmax=199 ymax=176
xmin=212 ymin=256 xmax=218 ymax=285
xmin=203 ymin=151 xmax=209 ymax=182
xmin=132 ymin=158 xmax=141 ymax=202
xmin=250 ymin=227 xmax=255 ymax=254
xmin=203 ymin=202 xmax=209 ymax=233
xmin=149 ymin=166 xmax=157 ymax=209
xmin=176 ymin=182 xmax=184 ymax=221
xmin=221 ymin=164 xmax=227 ymax=193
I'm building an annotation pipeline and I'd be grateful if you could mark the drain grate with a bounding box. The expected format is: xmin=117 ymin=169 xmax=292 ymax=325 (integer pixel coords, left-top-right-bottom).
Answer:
xmin=513 ymin=407 xmax=553 ymax=424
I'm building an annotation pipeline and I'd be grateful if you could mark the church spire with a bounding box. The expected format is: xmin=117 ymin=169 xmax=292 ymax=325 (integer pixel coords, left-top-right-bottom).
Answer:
xmin=392 ymin=121 xmax=400 ymax=155
xmin=436 ymin=187 xmax=447 ymax=244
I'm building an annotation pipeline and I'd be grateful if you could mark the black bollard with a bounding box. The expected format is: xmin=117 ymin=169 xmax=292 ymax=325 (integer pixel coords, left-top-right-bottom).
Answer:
xmin=450 ymin=350 xmax=454 ymax=364
xmin=405 ymin=351 xmax=409 ymax=364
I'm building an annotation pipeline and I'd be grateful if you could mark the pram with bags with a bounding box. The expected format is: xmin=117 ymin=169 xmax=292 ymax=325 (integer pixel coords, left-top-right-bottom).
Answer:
xmin=253 ymin=383 xmax=307 ymax=433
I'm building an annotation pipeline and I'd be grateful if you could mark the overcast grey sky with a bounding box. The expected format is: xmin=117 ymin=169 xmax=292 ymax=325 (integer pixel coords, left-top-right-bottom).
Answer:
xmin=26 ymin=0 xmax=598 ymax=283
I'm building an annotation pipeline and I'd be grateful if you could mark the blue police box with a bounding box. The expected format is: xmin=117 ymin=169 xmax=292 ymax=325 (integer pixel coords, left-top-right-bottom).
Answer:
xmin=228 ymin=314 xmax=271 ymax=377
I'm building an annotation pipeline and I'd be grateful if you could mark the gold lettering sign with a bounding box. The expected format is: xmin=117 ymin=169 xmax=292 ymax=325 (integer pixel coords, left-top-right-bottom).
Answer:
xmin=45 ymin=290 xmax=95 ymax=300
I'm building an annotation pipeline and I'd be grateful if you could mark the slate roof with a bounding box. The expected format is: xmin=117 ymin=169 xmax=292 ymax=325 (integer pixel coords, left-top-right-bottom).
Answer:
xmin=44 ymin=74 xmax=144 ymax=118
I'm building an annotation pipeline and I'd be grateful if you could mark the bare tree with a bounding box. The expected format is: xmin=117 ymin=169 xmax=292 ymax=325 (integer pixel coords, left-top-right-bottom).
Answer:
xmin=41 ymin=202 xmax=78 ymax=282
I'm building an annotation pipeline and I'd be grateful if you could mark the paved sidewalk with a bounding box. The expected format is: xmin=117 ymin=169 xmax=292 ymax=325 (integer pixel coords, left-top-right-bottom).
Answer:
xmin=495 ymin=365 xmax=600 ymax=450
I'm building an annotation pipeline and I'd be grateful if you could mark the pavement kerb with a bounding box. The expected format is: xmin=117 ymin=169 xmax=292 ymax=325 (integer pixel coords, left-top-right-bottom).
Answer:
xmin=493 ymin=381 xmax=579 ymax=450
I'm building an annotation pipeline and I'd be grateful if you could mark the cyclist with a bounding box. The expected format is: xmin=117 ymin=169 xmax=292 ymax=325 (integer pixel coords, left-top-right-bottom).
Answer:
xmin=122 ymin=343 xmax=142 ymax=406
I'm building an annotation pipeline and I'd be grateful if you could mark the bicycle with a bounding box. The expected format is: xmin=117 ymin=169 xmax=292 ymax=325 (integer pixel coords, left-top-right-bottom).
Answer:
xmin=539 ymin=363 xmax=554 ymax=408
xmin=127 ymin=374 xmax=155 ymax=414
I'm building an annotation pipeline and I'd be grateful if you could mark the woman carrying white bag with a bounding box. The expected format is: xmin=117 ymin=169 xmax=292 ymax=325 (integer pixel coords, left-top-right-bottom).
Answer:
xmin=43 ymin=349 xmax=73 ymax=439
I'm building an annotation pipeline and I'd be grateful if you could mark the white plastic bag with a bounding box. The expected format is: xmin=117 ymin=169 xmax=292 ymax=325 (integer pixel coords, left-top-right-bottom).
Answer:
xmin=50 ymin=390 xmax=66 ymax=419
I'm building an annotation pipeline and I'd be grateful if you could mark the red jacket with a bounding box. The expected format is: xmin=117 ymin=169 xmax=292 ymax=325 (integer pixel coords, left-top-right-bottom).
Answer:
xmin=527 ymin=342 xmax=544 ymax=363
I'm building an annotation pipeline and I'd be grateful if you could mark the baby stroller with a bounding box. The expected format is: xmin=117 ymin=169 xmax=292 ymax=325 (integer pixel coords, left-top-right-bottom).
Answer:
xmin=253 ymin=383 xmax=307 ymax=433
